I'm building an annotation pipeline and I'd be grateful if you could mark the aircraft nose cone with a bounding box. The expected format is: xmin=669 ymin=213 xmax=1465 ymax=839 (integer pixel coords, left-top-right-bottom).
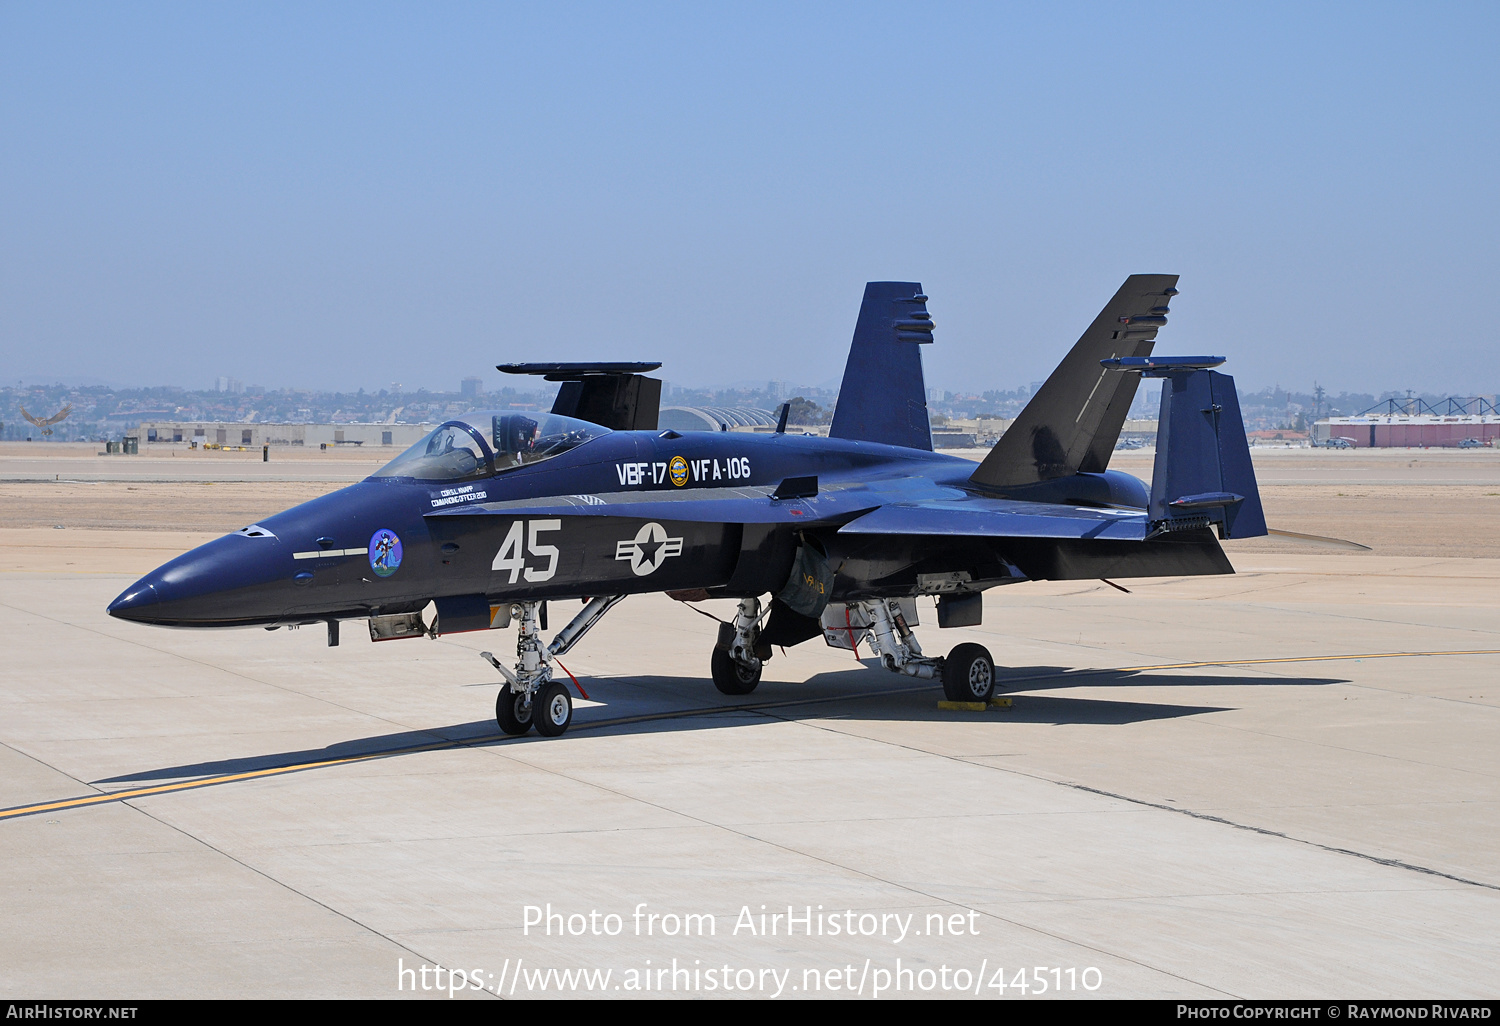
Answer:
xmin=104 ymin=531 xmax=295 ymax=627
xmin=107 ymin=580 xmax=162 ymax=622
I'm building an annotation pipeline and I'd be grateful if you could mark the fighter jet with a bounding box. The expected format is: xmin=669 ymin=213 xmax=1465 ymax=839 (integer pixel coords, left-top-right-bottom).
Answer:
xmin=108 ymin=275 xmax=1266 ymax=738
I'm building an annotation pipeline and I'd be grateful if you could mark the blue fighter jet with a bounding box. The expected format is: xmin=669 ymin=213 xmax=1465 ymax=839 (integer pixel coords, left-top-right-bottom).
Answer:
xmin=108 ymin=275 xmax=1266 ymax=738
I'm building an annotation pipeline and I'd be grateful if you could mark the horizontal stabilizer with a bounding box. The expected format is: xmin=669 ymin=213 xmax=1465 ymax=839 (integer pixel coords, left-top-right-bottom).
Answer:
xmin=1266 ymin=528 xmax=1371 ymax=551
xmin=828 ymin=282 xmax=934 ymax=451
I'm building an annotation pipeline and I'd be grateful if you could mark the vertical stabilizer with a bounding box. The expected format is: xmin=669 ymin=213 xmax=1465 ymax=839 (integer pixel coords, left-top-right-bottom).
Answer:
xmin=970 ymin=274 xmax=1178 ymax=490
xmin=828 ymin=282 xmax=934 ymax=451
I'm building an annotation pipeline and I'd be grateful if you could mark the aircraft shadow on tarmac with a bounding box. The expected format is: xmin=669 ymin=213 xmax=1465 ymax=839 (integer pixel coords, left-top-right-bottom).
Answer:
xmin=95 ymin=664 xmax=1345 ymax=787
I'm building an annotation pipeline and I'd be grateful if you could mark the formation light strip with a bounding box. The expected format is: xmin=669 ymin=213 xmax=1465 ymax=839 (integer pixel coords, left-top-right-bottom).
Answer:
xmin=292 ymin=548 xmax=370 ymax=559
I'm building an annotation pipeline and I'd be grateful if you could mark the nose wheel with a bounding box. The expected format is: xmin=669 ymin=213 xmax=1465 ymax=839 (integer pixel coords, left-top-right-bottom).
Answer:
xmin=533 ymin=682 xmax=574 ymax=737
xmin=496 ymin=684 xmax=533 ymax=736
xmin=493 ymin=680 xmax=573 ymax=737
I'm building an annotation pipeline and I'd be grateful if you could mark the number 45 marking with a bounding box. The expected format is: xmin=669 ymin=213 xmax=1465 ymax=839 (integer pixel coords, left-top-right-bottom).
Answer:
xmin=492 ymin=519 xmax=560 ymax=584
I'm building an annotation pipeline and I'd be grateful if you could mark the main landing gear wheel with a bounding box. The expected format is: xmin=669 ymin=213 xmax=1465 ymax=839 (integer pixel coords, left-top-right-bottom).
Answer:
xmin=942 ymin=643 xmax=996 ymax=703
xmin=711 ymin=647 xmax=761 ymax=695
xmin=496 ymin=684 xmax=534 ymax=736
xmin=533 ymin=681 xmax=574 ymax=737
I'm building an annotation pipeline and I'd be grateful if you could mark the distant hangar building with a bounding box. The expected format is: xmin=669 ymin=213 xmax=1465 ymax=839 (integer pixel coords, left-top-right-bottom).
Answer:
xmin=657 ymin=406 xmax=781 ymax=432
xmin=658 ymin=405 xmax=979 ymax=444
xmin=137 ymin=421 xmax=432 ymax=448
xmin=1313 ymin=398 xmax=1500 ymax=447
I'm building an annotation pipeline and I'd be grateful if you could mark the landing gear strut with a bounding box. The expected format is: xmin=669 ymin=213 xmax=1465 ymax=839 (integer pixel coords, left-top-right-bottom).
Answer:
xmin=849 ymin=598 xmax=995 ymax=702
xmin=480 ymin=595 xmax=624 ymax=738
xmin=711 ymin=596 xmax=765 ymax=695
xmin=859 ymin=598 xmax=942 ymax=678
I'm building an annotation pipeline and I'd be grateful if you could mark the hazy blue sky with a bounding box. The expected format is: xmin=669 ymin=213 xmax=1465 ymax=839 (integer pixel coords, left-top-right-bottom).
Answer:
xmin=3 ymin=2 xmax=1497 ymax=395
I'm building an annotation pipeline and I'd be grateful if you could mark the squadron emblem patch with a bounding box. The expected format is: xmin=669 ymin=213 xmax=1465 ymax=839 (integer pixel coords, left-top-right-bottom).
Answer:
xmin=369 ymin=528 xmax=403 ymax=578
xmin=668 ymin=455 xmax=689 ymax=487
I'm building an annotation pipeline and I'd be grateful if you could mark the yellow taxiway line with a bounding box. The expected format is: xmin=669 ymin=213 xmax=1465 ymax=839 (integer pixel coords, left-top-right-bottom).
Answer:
xmin=2 ymin=740 xmax=461 ymax=820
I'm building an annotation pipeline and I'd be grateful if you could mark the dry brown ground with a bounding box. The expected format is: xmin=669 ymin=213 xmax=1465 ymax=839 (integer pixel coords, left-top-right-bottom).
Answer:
xmin=1224 ymin=484 xmax=1500 ymax=558
xmin=0 ymin=481 xmax=345 ymax=532
xmin=0 ymin=440 xmax=390 ymax=462
xmin=4 ymin=479 xmax=1499 ymax=558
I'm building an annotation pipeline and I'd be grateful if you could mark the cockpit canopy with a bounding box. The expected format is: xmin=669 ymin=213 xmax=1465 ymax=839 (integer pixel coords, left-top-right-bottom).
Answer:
xmin=369 ymin=411 xmax=609 ymax=482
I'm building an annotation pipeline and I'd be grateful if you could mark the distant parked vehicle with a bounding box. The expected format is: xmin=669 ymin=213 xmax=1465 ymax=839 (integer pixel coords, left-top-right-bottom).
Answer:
xmin=1325 ymin=437 xmax=1354 ymax=449
xmin=1457 ymin=438 xmax=1484 ymax=448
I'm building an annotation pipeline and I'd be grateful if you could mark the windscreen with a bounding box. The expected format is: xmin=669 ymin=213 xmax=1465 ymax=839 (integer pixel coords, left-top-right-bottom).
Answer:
xmin=370 ymin=412 xmax=609 ymax=482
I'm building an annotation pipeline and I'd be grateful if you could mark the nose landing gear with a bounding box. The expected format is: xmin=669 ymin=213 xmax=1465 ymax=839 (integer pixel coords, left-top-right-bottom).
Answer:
xmin=533 ymin=681 xmax=574 ymax=737
xmin=481 ymin=595 xmax=623 ymax=738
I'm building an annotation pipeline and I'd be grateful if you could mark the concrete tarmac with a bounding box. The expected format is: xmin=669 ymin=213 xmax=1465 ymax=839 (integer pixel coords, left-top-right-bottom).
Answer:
xmin=2 ymin=453 xmax=1498 ymax=999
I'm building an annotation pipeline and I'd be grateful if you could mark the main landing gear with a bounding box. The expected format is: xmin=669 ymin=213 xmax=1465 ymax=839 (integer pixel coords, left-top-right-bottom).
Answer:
xmin=711 ymin=596 xmax=770 ymax=695
xmin=711 ymin=596 xmax=997 ymax=703
xmin=481 ymin=595 xmax=623 ymax=739
xmin=851 ymin=597 xmax=996 ymax=702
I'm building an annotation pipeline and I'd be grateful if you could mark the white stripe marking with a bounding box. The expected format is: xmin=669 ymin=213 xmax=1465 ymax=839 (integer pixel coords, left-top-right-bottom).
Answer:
xmin=292 ymin=548 xmax=370 ymax=559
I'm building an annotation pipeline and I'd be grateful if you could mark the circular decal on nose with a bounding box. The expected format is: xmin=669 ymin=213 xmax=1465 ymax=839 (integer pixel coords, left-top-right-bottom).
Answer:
xmin=369 ymin=528 xmax=403 ymax=577
xmin=668 ymin=455 xmax=689 ymax=487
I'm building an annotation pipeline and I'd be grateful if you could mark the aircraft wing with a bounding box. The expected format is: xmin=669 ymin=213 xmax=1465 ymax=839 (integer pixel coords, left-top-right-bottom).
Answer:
xmin=837 ymin=496 xmax=1149 ymax=541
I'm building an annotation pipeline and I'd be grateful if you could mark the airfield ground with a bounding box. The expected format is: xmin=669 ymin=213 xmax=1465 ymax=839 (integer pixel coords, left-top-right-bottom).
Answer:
xmin=2 ymin=443 xmax=1498 ymax=999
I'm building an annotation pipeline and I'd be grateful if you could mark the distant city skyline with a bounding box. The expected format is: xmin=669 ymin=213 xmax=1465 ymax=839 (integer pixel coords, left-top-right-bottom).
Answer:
xmin=2 ymin=376 xmax=1481 ymax=445
xmin=7 ymin=369 xmax=1497 ymax=404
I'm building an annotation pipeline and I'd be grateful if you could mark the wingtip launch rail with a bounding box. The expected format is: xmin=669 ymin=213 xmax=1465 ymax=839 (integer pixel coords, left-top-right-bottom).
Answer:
xmin=499 ymin=362 xmax=664 ymax=432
